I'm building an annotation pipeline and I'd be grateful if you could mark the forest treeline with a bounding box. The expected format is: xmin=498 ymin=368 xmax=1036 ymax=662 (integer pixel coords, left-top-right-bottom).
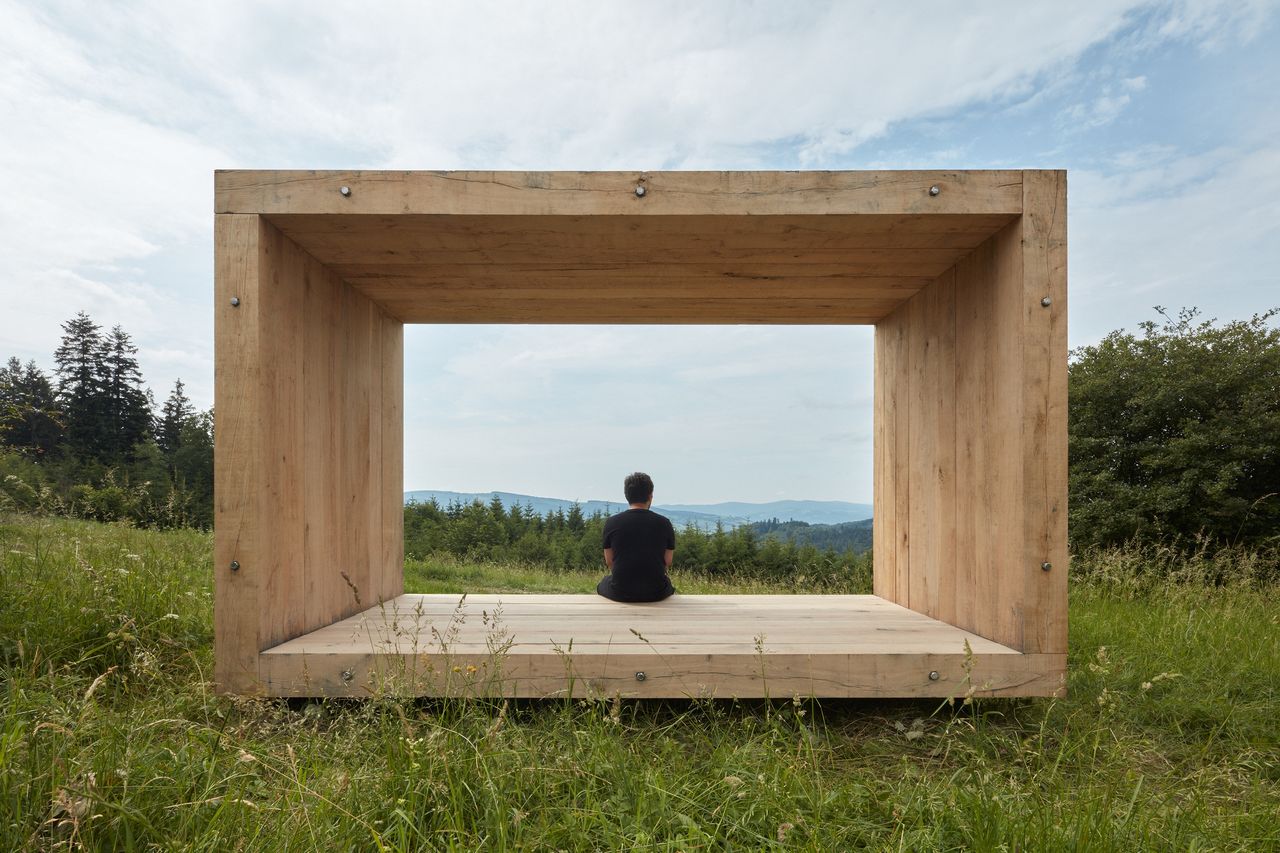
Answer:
xmin=2 ymin=307 xmax=1277 ymax=555
xmin=405 ymin=496 xmax=872 ymax=586
xmin=750 ymin=518 xmax=873 ymax=553
xmin=0 ymin=312 xmax=213 ymax=527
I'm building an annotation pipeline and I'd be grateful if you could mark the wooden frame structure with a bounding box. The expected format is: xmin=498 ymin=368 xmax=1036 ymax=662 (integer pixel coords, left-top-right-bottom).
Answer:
xmin=214 ymin=170 xmax=1067 ymax=699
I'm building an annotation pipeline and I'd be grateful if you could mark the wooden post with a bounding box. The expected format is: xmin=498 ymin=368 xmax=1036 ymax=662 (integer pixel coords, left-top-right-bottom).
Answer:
xmin=214 ymin=215 xmax=404 ymax=694
xmin=873 ymin=171 xmax=1067 ymax=655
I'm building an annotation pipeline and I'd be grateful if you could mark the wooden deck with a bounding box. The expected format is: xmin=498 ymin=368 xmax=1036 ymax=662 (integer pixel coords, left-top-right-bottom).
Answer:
xmin=259 ymin=594 xmax=1065 ymax=699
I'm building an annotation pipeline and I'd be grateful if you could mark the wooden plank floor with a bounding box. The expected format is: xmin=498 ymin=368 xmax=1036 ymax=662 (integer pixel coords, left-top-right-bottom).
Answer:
xmin=259 ymin=594 xmax=1065 ymax=699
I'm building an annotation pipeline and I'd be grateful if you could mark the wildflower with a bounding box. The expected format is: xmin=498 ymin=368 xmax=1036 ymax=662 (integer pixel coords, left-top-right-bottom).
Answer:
xmin=466 ymin=664 xmax=478 ymax=674
xmin=777 ymin=822 xmax=795 ymax=842
xmin=723 ymin=775 xmax=743 ymax=788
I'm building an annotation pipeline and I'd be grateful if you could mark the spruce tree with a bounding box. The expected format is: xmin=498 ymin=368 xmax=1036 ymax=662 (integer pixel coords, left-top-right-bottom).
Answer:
xmin=101 ymin=325 xmax=152 ymax=460
xmin=0 ymin=358 xmax=64 ymax=457
xmin=157 ymin=379 xmax=194 ymax=457
xmin=53 ymin=311 xmax=108 ymax=459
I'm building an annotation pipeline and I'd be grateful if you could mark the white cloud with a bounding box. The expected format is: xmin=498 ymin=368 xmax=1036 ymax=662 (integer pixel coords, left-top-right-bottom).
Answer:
xmin=1 ymin=0 xmax=1276 ymax=500
xmin=1071 ymin=142 xmax=1280 ymax=340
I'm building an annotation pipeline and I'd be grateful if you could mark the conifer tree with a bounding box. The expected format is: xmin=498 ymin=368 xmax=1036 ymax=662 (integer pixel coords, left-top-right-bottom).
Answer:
xmin=53 ymin=311 xmax=107 ymax=459
xmin=0 ymin=357 xmax=64 ymax=457
xmin=101 ymin=325 xmax=152 ymax=460
xmin=157 ymin=379 xmax=194 ymax=457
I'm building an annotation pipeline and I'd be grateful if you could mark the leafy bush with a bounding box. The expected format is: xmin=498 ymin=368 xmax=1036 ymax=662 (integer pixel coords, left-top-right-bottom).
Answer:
xmin=1069 ymin=308 xmax=1280 ymax=549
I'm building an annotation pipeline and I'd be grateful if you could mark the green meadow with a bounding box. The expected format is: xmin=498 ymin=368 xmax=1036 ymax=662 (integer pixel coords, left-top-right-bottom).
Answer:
xmin=1 ymin=514 xmax=1276 ymax=851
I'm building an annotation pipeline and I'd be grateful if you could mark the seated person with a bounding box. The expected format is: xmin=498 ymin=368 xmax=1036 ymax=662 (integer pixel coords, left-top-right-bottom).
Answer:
xmin=596 ymin=471 xmax=676 ymax=602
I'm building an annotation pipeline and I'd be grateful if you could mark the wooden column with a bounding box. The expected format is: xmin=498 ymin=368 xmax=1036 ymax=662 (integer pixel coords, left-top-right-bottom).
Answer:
xmin=873 ymin=170 xmax=1067 ymax=655
xmin=214 ymin=215 xmax=404 ymax=694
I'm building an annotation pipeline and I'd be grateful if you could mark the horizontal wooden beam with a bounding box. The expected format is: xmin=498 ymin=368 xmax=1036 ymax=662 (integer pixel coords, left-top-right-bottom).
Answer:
xmin=259 ymin=649 xmax=1066 ymax=699
xmin=218 ymin=171 xmax=1024 ymax=216
xmin=354 ymin=297 xmax=914 ymax=325
xmin=254 ymin=593 xmax=1066 ymax=698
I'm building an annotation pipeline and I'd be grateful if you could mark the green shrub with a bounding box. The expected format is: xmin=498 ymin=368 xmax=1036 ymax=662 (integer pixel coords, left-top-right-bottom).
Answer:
xmin=1069 ymin=308 xmax=1280 ymax=548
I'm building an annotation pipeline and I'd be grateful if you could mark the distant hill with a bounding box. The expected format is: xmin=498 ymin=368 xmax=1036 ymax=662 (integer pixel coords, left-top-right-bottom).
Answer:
xmin=661 ymin=499 xmax=872 ymax=525
xmin=403 ymin=490 xmax=727 ymax=530
xmin=403 ymin=490 xmax=873 ymax=530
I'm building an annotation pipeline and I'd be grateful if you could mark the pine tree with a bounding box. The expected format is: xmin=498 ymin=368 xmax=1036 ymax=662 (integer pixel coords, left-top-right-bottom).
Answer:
xmin=0 ymin=358 xmax=64 ymax=457
xmin=53 ymin=311 xmax=108 ymax=459
xmin=171 ymin=408 xmax=215 ymax=528
xmin=157 ymin=379 xmax=194 ymax=457
xmin=101 ymin=325 xmax=152 ymax=460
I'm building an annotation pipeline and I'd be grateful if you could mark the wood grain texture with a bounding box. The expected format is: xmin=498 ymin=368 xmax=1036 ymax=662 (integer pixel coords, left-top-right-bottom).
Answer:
xmin=213 ymin=215 xmax=263 ymax=694
xmin=873 ymin=308 xmax=910 ymax=605
xmin=875 ymin=187 xmax=1068 ymax=654
xmin=379 ymin=315 xmax=405 ymax=603
xmin=261 ymin=211 xmax=1016 ymax=324
xmin=257 ymin=222 xmax=306 ymax=649
xmin=214 ymin=169 xmax=1067 ymax=696
xmin=257 ymin=594 xmax=1064 ymax=699
xmin=1021 ymin=171 xmax=1069 ymax=654
xmin=907 ymin=268 xmax=957 ymax=624
xmin=218 ymin=171 xmax=1024 ymax=216
xmin=214 ymin=216 xmax=405 ymax=694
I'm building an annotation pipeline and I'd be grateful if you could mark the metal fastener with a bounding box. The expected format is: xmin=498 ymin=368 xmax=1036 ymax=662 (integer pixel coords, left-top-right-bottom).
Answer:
xmin=929 ymin=185 xmax=940 ymax=196
xmin=229 ymin=560 xmax=240 ymax=572
xmin=339 ymin=185 xmax=351 ymax=197
xmin=340 ymin=669 xmax=354 ymax=683
xmin=635 ymin=671 xmax=647 ymax=682
xmin=1041 ymin=296 xmax=1052 ymax=307
xmin=928 ymin=670 xmax=940 ymax=681
xmin=1041 ymin=561 xmax=1053 ymax=572
xmin=230 ymin=297 xmax=240 ymax=307
xmin=634 ymin=185 xmax=646 ymax=197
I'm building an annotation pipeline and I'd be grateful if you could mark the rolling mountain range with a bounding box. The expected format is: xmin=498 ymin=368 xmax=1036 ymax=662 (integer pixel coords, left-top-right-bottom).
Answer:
xmin=404 ymin=489 xmax=872 ymax=529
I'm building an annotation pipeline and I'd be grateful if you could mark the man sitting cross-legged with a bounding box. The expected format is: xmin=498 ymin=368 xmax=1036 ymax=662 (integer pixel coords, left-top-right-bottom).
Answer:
xmin=596 ymin=471 xmax=677 ymax=603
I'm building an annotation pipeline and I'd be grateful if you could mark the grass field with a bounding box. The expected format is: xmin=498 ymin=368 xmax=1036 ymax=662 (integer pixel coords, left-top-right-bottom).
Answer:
xmin=1 ymin=514 xmax=1277 ymax=850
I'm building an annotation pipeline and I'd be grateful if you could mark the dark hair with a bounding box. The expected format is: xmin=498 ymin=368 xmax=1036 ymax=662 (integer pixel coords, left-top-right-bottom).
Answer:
xmin=624 ymin=472 xmax=654 ymax=505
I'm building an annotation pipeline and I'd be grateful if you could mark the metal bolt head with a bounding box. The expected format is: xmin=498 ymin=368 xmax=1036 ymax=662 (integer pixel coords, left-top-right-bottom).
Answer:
xmin=634 ymin=185 xmax=646 ymax=197
xmin=340 ymin=669 xmax=354 ymax=683
xmin=928 ymin=670 xmax=940 ymax=681
xmin=229 ymin=560 xmax=240 ymax=572
xmin=634 ymin=671 xmax=647 ymax=682
xmin=339 ymin=185 xmax=351 ymax=197
xmin=929 ymin=185 xmax=941 ymax=196
xmin=230 ymin=296 xmax=240 ymax=307
xmin=1041 ymin=561 xmax=1053 ymax=572
xmin=1041 ymin=296 xmax=1052 ymax=308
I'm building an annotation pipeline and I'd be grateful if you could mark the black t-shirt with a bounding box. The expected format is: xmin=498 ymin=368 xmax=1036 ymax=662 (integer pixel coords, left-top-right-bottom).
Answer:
xmin=602 ymin=508 xmax=676 ymax=597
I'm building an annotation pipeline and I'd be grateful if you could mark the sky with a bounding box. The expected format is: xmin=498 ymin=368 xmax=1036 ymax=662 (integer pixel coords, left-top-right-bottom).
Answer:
xmin=1 ymin=1 xmax=1277 ymax=504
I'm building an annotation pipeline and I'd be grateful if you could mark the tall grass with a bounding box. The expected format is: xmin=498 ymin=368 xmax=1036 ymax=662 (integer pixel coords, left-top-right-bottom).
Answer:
xmin=1 ymin=513 xmax=1277 ymax=850
xmin=405 ymin=552 xmax=872 ymax=596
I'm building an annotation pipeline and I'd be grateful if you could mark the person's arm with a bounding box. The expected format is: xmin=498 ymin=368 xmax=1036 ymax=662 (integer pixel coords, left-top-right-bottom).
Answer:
xmin=602 ymin=519 xmax=614 ymax=569
xmin=663 ymin=548 xmax=674 ymax=568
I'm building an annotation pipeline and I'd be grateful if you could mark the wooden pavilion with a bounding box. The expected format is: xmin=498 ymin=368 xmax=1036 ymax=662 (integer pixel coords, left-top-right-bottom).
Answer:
xmin=214 ymin=169 xmax=1067 ymax=699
